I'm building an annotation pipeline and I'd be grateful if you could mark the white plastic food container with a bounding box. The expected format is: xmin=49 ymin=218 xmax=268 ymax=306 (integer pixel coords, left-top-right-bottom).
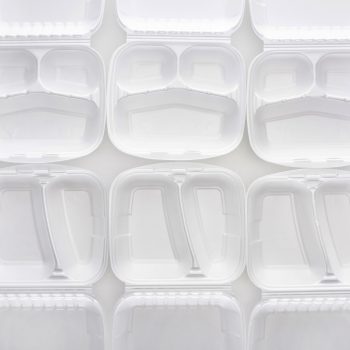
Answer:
xmin=248 ymin=0 xmax=350 ymax=168
xmin=108 ymin=0 xmax=246 ymax=160
xmin=0 ymin=0 xmax=106 ymax=163
xmin=248 ymin=170 xmax=350 ymax=349
xmin=110 ymin=163 xmax=246 ymax=350
xmin=0 ymin=165 xmax=107 ymax=350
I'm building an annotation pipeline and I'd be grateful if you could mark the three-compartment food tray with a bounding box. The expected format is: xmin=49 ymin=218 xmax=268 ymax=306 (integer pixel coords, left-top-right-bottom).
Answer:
xmin=108 ymin=0 xmax=246 ymax=160
xmin=0 ymin=0 xmax=106 ymax=163
xmin=248 ymin=0 xmax=350 ymax=168
xmin=109 ymin=163 xmax=246 ymax=350
xmin=0 ymin=165 xmax=107 ymax=350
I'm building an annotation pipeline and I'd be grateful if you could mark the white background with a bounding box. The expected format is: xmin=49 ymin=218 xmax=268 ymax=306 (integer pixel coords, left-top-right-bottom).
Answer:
xmin=28 ymin=0 xmax=293 ymax=348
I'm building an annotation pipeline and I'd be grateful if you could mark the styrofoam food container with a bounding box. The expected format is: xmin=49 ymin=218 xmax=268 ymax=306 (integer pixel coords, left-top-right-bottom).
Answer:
xmin=0 ymin=0 xmax=106 ymax=163
xmin=110 ymin=163 xmax=246 ymax=350
xmin=108 ymin=0 xmax=246 ymax=160
xmin=248 ymin=0 xmax=350 ymax=168
xmin=0 ymin=165 xmax=107 ymax=349
xmin=248 ymin=169 xmax=350 ymax=349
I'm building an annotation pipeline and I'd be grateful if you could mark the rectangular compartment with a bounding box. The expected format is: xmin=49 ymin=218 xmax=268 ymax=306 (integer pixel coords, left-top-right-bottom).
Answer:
xmin=0 ymin=1 xmax=105 ymax=163
xmin=113 ymin=293 xmax=244 ymax=350
xmin=110 ymin=163 xmax=245 ymax=285
xmin=108 ymin=0 xmax=245 ymax=160
xmin=248 ymin=0 xmax=350 ymax=168
xmin=248 ymin=170 xmax=350 ymax=350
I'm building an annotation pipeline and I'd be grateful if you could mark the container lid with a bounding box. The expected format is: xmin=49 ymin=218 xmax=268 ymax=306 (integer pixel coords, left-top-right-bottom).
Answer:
xmin=110 ymin=163 xmax=245 ymax=286
xmin=0 ymin=165 xmax=107 ymax=287
xmin=113 ymin=293 xmax=244 ymax=350
xmin=116 ymin=0 xmax=245 ymax=35
xmin=248 ymin=169 xmax=350 ymax=292
xmin=250 ymin=0 xmax=350 ymax=42
xmin=0 ymin=0 xmax=105 ymax=38
xmin=0 ymin=294 xmax=104 ymax=350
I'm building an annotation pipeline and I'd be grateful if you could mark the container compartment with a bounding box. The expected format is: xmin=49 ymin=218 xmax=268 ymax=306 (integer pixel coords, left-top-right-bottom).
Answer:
xmin=0 ymin=0 xmax=104 ymax=37
xmin=0 ymin=46 xmax=104 ymax=163
xmin=249 ymin=51 xmax=350 ymax=167
xmin=248 ymin=170 xmax=350 ymax=290
xmin=109 ymin=42 xmax=245 ymax=160
xmin=113 ymin=293 xmax=244 ymax=350
xmin=110 ymin=164 xmax=245 ymax=285
xmin=253 ymin=53 xmax=313 ymax=101
xmin=180 ymin=45 xmax=243 ymax=94
xmin=0 ymin=92 xmax=99 ymax=161
xmin=181 ymin=171 xmax=244 ymax=280
xmin=252 ymin=97 xmax=350 ymax=165
xmin=0 ymin=165 xmax=106 ymax=286
xmin=248 ymin=177 xmax=325 ymax=288
xmin=249 ymin=298 xmax=350 ymax=350
xmin=0 ymin=49 xmax=37 ymax=96
xmin=315 ymin=179 xmax=350 ymax=284
xmin=116 ymin=44 xmax=177 ymax=93
xmin=112 ymin=89 xmax=239 ymax=160
xmin=40 ymin=49 xmax=102 ymax=96
xmin=316 ymin=53 xmax=350 ymax=99
xmin=0 ymin=294 xmax=104 ymax=350
xmin=111 ymin=171 xmax=193 ymax=282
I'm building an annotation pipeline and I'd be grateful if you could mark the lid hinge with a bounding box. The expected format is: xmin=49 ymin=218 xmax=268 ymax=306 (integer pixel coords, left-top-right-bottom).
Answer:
xmin=127 ymin=33 xmax=231 ymax=44
xmin=125 ymin=284 xmax=233 ymax=293
xmin=0 ymin=37 xmax=91 ymax=47
xmin=261 ymin=289 xmax=350 ymax=300
xmin=264 ymin=40 xmax=350 ymax=51
xmin=0 ymin=286 xmax=94 ymax=295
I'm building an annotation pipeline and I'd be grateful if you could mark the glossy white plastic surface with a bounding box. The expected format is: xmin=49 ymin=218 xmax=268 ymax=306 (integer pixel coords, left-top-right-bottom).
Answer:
xmin=110 ymin=163 xmax=245 ymax=285
xmin=0 ymin=165 xmax=107 ymax=286
xmin=250 ymin=0 xmax=350 ymax=41
xmin=116 ymin=0 xmax=245 ymax=34
xmin=248 ymin=0 xmax=350 ymax=168
xmin=0 ymin=0 xmax=104 ymax=37
xmin=0 ymin=294 xmax=104 ymax=350
xmin=109 ymin=43 xmax=245 ymax=160
xmin=248 ymin=170 xmax=350 ymax=291
xmin=113 ymin=293 xmax=244 ymax=350
xmin=249 ymin=297 xmax=350 ymax=350
xmin=249 ymin=51 xmax=350 ymax=168
xmin=0 ymin=47 xmax=105 ymax=163
xmin=0 ymin=0 xmax=106 ymax=163
xmin=248 ymin=170 xmax=350 ymax=350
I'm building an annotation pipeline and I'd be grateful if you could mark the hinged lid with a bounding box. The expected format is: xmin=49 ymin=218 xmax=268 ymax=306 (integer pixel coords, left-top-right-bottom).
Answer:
xmin=0 ymin=294 xmax=104 ymax=350
xmin=250 ymin=0 xmax=350 ymax=43
xmin=0 ymin=164 xmax=107 ymax=288
xmin=116 ymin=0 xmax=245 ymax=36
xmin=0 ymin=0 xmax=104 ymax=39
xmin=113 ymin=292 xmax=244 ymax=350
xmin=110 ymin=163 xmax=245 ymax=287
xmin=248 ymin=169 xmax=350 ymax=292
